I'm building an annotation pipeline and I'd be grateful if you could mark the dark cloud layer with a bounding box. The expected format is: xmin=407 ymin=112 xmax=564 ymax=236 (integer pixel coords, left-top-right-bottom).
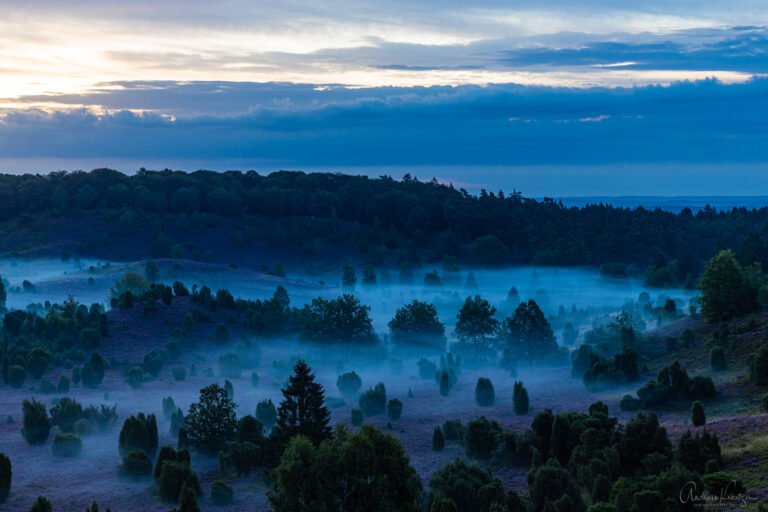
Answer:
xmin=1 ymin=78 xmax=766 ymax=168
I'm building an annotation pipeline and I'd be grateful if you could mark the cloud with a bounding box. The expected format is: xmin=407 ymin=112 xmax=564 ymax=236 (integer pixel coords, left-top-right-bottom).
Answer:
xmin=0 ymin=78 xmax=766 ymax=169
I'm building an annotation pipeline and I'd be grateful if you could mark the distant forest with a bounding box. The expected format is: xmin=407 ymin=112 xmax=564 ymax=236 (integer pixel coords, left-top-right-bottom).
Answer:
xmin=1 ymin=168 xmax=767 ymax=285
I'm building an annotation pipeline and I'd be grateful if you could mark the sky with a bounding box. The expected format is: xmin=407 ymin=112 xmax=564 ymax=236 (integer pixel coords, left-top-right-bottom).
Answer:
xmin=0 ymin=0 xmax=767 ymax=195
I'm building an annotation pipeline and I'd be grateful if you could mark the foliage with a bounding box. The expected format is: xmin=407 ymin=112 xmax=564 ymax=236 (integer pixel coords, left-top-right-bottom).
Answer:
xmin=184 ymin=384 xmax=237 ymax=454
xmin=475 ymin=377 xmax=495 ymax=406
xmin=52 ymin=433 xmax=82 ymax=457
xmin=465 ymin=417 xmax=502 ymax=460
xmin=157 ymin=460 xmax=202 ymax=503
xmin=119 ymin=413 xmax=158 ymax=457
xmin=0 ymin=452 xmax=10 ymax=503
xmin=298 ymin=295 xmax=378 ymax=344
xmin=269 ymin=425 xmax=422 ymax=512
xmin=22 ymin=399 xmax=51 ymax=445
xmin=271 ymin=361 xmax=332 ymax=458
xmin=211 ymin=480 xmax=234 ymax=505
xmin=699 ymin=250 xmax=756 ymax=322
xmin=513 ymin=381 xmax=529 ymax=415
xmin=387 ymin=399 xmax=403 ymax=421
xmin=428 ymin=458 xmax=507 ymax=512
xmin=455 ymin=295 xmax=499 ymax=350
xmin=388 ymin=300 xmax=446 ymax=349
xmin=220 ymin=441 xmax=260 ymax=476
xmin=336 ymin=371 xmax=362 ymax=397
xmin=359 ymin=382 xmax=387 ymax=416
xmin=351 ymin=408 xmax=364 ymax=426
xmin=499 ymin=300 xmax=558 ymax=360
xmin=50 ymin=397 xmax=84 ymax=433
xmin=256 ymin=399 xmax=278 ymax=431
xmin=691 ymin=401 xmax=706 ymax=426
xmin=433 ymin=427 xmax=445 ymax=451
xmin=83 ymin=404 xmax=119 ymax=431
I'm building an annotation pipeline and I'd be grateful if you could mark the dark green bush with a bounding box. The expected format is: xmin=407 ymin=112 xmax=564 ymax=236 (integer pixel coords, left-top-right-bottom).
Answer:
xmin=170 ymin=408 xmax=185 ymax=438
xmin=688 ymin=376 xmax=716 ymax=399
xmin=465 ymin=417 xmax=502 ymax=460
xmin=157 ymin=460 xmax=201 ymax=502
xmin=8 ymin=365 xmax=25 ymax=388
xmin=25 ymin=348 xmax=50 ymax=380
xmin=154 ymin=446 xmax=191 ymax=480
xmin=710 ymin=347 xmax=726 ymax=371
xmin=50 ymin=397 xmax=84 ymax=433
xmin=119 ymin=413 xmax=158 ymax=457
xmin=237 ymin=415 xmax=264 ymax=445
xmin=162 ymin=397 xmax=177 ymax=421
xmin=442 ymin=420 xmax=464 ymax=441
xmin=28 ymin=496 xmax=52 ymax=512
xmin=475 ymin=377 xmax=495 ymax=406
xmin=172 ymin=367 xmax=187 ymax=381
xmin=36 ymin=378 xmax=55 ymax=394
xmin=0 ymin=452 xmax=10 ymax=503
xmin=417 ymin=358 xmax=438 ymax=380
xmin=250 ymin=372 xmax=259 ymax=387
xmin=387 ymin=399 xmax=403 ymax=421
xmin=351 ymin=408 xmax=364 ymax=426
xmin=121 ymin=450 xmax=153 ymax=477
xmin=619 ymin=395 xmax=642 ymax=411
xmin=219 ymin=441 xmax=260 ymax=476
xmin=211 ymin=480 xmax=234 ymax=505
xmin=22 ymin=399 xmax=51 ymax=445
xmin=83 ymin=404 xmax=118 ymax=431
xmin=432 ymin=427 xmax=445 ymax=451
xmin=80 ymin=328 xmax=101 ymax=348
xmin=336 ymin=371 xmax=362 ymax=396
xmin=81 ymin=353 xmax=105 ymax=388
xmin=359 ymin=382 xmax=387 ymax=416
xmin=219 ymin=352 xmax=242 ymax=379
xmin=127 ymin=366 xmax=144 ymax=388
xmin=143 ymin=351 xmax=163 ymax=378
xmin=57 ymin=376 xmax=70 ymax=393
xmin=513 ymin=381 xmax=529 ymax=415
xmin=52 ymin=433 xmax=82 ymax=457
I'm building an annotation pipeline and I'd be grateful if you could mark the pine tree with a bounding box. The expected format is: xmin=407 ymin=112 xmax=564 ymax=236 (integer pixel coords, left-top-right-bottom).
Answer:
xmin=271 ymin=360 xmax=331 ymax=456
xmin=691 ymin=401 xmax=706 ymax=427
xmin=699 ymin=250 xmax=749 ymax=322
xmin=513 ymin=381 xmax=529 ymax=415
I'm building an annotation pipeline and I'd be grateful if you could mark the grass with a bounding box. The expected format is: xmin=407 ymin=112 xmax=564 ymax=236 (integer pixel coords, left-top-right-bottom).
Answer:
xmin=722 ymin=431 xmax=768 ymax=490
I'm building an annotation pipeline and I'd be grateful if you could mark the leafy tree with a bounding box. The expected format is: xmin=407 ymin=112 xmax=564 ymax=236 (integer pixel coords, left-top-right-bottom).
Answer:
xmin=22 ymin=399 xmax=51 ymax=445
xmin=0 ymin=452 xmax=10 ymax=503
xmin=455 ymin=295 xmax=499 ymax=349
xmin=157 ymin=460 xmax=202 ymax=502
xmin=120 ymin=451 xmax=153 ymax=477
xmin=184 ymin=384 xmax=237 ymax=454
xmin=513 ymin=381 xmax=529 ymax=415
xmin=269 ymin=425 xmax=422 ymax=512
xmin=272 ymin=361 xmax=332 ymax=455
xmin=500 ymin=300 xmax=558 ymax=360
xmin=220 ymin=441 xmax=260 ymax=477
xmin=388 ymin=300 xmax=446 ymax=349
xmin=699 ymin=250 xmax=753 ymax=322
xmin=428 ymin=458 xmax=506 ymax=512
xmin=299 ymin=295 xmax=378 ymax=344
xmin=177 ymin=481 xmax=201 ymax=512
xmin=28 ymin=496 xmax=52 ymax=512
xmin=336 ymin=371 xmax=362 ymax=397
xmin=528 ymin=459 xmax=585 ymax=512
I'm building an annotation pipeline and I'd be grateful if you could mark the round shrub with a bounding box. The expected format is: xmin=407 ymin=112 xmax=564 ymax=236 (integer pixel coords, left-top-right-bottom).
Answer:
xmin=157 ymin=460 xmax=201 ymax=502
xmin=8 ymin=365 xmax=25 ymax=388
xmin=219 ymin=352 xmax=242 ymax=379
xmin=25 ymin=349 xmax=50 ymax=380
xmin=154 ymin=446 xmax=191 ymax=480
xmin=81 ymin=353 xmax=106 ymax=388
xmin=359 ymin=383 xmax=387 ymax=416
xmin=211 ymin=480 xmax=234 ymax=505
xmin=475 ymin=377 xmax=495 ymax=407
xmin=80 ymin=328 xmax=101 ymax=349
xmin=119 ymin=413 xmax=158 ymax=457
xmin=36 ymin=378 xmax=56 ymax=394
xmin=57 ymin=376 xmax=70 ymax=393
xmin=688 ymin=376 xmax=716 ymax=399
xmin=465 ymin=417 xmax=502 ymax=460
xmin=351 ymin=408 xmax=364 ymax=426
xmin=0 ymin=452 xmax=10 ymax=503
xmin=120 ymin=450 xmax=153 ymax=477
xmin=336 ymin=371 xmax=362 ymax=397
xmin=22 ymin=399 xmax=51 ymax=445
xmin=50 ymin=397 xmax=84 ymax=433
xmin=143 ymin=351 xmax=164 ymax=378
xmin=432 ymin=427 xmax=445 ymax=451
xmin=52 ymin=433 xmax=82 ymax=457
xmin=620 ymin=394 xmax=642 ymax=411
xmin=513 ymin=381 xmax=529 ymax=415
xmin=387 ymin=399 xmax=403 ymax=421
xmin=172 ymin=367 xmax=187 ymax=381
xmin=127 ymin=366 xmax=144 ymax=388
xmin=710 ymin=347 xmax=726 ymax=371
